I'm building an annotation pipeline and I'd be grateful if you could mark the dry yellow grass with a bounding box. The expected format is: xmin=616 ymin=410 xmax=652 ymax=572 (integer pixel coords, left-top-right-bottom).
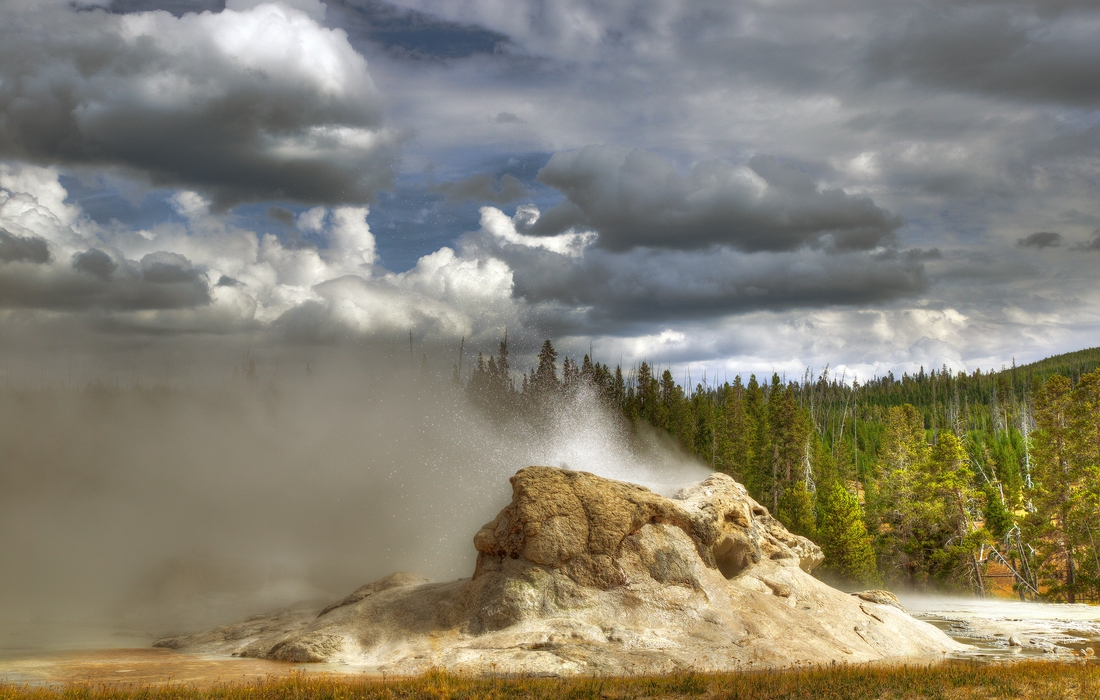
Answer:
xmin=2 ymin=661 xmax=1100 ymax=700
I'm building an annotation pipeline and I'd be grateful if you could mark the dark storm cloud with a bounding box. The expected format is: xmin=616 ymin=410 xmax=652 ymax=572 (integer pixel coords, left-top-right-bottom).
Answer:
xmin=0 ymin=251 xmax=210 ymax=311
xmin=467 ymin=221 xmax=927 ymax=332
xmin=107 ymin=0 xmax=226 ymax=15
xmin=0 ymin=1 xmax=397 ymax=208
xmin=435 ymin=173 xmax=528 ymax=204
xmin=930 ymin=248 xmax=1043 ymax=286
xmin=141 ymin=252 xmax=204 ymax=284
xmin=907 ymin=248 xmax=943 ymax=260
xmin=0 ymin=229 xmax=51 ymax=264
xmin=1017 ymin=231 xmax=1062 ymax=249
xmin=836 ymin=106 xmax=1100 ymax=207
xmin=325 ymin=0 xmax=510 ymax=59
xmin=867 ymin=4 xmax=1100 ymax=105
xmin=532 ymin=147 xmax=903 ymax=253
xmin=1073 ymin=231 xmax=1100 ymax=251
xmin=670 ymin=7 xmax=853 ymax=95
xmin=518 ymin=250 xmax=927 ymax=332
xmin=73 ymin=249 xmax=118 ymax=279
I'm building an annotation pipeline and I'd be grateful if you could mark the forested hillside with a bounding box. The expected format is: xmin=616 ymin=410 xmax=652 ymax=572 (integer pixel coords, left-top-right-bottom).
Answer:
xmin=463 ymin=339 xmax=1100 ymax=600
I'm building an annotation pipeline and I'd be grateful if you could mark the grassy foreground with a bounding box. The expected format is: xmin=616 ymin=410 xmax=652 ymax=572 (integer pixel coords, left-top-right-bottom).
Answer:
xmin=3 ymin=662 xmax=1100 ymax=700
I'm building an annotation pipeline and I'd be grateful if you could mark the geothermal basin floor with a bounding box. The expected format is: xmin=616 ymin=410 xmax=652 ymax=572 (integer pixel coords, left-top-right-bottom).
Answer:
xmin=3 ymin=598 xmax=1099 ymax=686
xmin=0 ymin=648 xmax=337 ymax=687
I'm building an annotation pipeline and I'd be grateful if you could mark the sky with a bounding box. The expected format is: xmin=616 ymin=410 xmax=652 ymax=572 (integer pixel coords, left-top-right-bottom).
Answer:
xmin=2 ymin=0 xmax=1099 ymax=382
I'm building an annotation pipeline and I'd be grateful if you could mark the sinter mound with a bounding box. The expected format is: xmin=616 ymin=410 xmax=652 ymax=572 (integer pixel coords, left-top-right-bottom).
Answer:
xmin=155 ymin=467 xmax=964 ymax=674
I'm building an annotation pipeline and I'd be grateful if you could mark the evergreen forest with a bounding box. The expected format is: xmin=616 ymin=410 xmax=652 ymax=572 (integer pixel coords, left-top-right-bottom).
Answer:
xmin=461 ymin=339 xmax=1100 ymax=600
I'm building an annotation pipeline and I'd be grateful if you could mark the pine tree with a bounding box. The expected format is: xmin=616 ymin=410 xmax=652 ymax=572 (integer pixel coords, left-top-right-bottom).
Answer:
xmin=562 ymin=357 xmax=574 ymax=391
xmin=817 ymin=479 xmax=880 ymax=586
xmin=663 ymin=369 xmax=693 ymax=451
xmin=768 ymin=383 xmax=811 ymax=511
xmin=927 ymin=431 xmax=988 ymax=593
xmin=875 ymin=404 xmax=941 ymax=587
xmin=777 ymin=480 xmax=817 ymax=541
xmin=983 ymin=484 xmax=1013 ymax=540
xmin=692 ymin=385 xmax=715 ymax=469
xmin=1029 ymin=375 xmax=1081 ymax=602
xmin=717 ymin=377 xmax=751 ymax=482
xmin=879 ymin=404 xmax=929 ymax=474
xmin=1072 ymin=370 xmax=1100 ymax=599
xmin=612 ymin=364 xmax=626 ymax=409
xmin=534 ymin=340 xmax=559 ymax=396
xmin=636 ymin=362 xmax=653 ymax=421
xmin=743 ymin=375 xmax=772 ymax=504
xmin=466 ymin=352 xmax=490 ymax=408
xmin=496 ymin=335 xmax=511 ymax=392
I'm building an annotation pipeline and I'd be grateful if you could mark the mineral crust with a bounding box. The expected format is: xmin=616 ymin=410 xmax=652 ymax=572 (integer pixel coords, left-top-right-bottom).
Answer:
xmin=155 ymin=467 xmax=965 ymax=674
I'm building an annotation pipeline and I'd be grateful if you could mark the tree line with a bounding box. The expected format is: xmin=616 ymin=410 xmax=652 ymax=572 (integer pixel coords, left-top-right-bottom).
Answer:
xmin=460 ymin=338 xmax=1100 ymax=598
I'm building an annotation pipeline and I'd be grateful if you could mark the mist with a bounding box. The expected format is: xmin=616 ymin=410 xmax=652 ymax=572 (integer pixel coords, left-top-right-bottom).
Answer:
xmin=0 ymin=341 xmax=710 ymax=652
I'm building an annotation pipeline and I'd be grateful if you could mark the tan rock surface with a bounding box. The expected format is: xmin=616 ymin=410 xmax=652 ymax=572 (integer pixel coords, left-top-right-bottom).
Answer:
xmin=156 ymin=467 xmax=965 ymax=673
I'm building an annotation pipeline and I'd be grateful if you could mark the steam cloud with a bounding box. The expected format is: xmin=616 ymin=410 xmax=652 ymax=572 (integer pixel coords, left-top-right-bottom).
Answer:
xmin=0 ymin=345 xmax=709 ymax=650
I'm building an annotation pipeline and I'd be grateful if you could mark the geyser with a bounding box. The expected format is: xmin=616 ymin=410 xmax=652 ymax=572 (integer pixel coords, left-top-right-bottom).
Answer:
xmin=0 ymin=349 xmax=708 ymax=648
xmin=156 ymin=466 xmax=964 ymax=674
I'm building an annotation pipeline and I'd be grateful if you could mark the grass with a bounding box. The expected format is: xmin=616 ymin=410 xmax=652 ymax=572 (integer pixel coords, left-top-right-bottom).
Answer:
xmin=2 ymin=661 xmax=1100 ymax=700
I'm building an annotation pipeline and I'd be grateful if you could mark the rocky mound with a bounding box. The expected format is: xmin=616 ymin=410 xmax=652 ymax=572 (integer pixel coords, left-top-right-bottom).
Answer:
xmin=155 ymin=467 xmax=964 ymax=674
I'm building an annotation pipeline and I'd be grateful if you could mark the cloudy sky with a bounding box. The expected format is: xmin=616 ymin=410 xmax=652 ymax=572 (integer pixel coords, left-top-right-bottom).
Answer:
xmin=2 ymin=0 xmax=1099 ymax=381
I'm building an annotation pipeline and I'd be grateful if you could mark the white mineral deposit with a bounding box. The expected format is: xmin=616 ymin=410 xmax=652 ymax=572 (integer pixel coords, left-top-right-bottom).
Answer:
xmin=156 ymin=467 xmax=964 ymax=674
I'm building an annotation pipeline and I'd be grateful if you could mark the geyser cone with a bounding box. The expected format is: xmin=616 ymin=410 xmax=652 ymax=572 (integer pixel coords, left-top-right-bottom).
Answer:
xmin=156 ymin=467 xmax=965 ymax=674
